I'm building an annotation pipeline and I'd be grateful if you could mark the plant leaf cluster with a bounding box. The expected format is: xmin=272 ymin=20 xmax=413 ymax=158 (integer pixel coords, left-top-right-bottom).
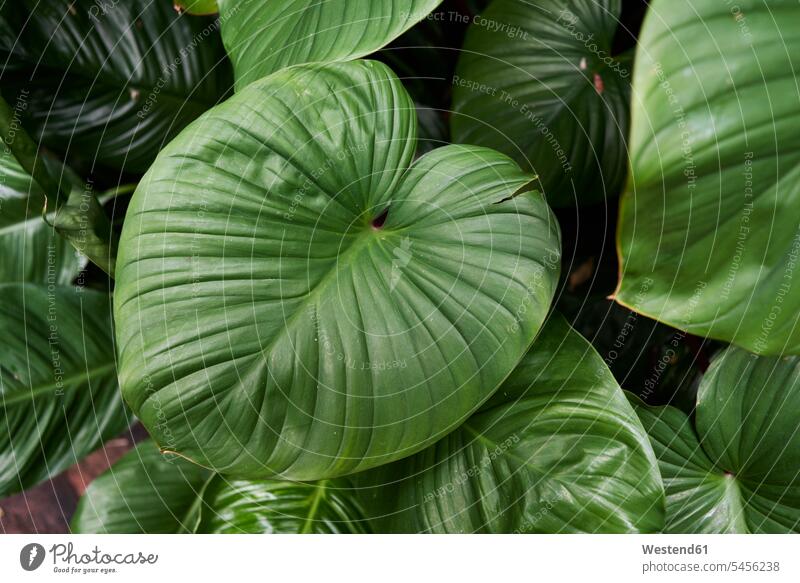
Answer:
xmin=1 ymin=0 xmax=798 ymax=534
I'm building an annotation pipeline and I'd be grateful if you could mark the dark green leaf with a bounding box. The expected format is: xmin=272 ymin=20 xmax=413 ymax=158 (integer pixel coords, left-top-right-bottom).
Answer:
xmin=452 ymin=0 xmax=631 ymax=206
xmin=71 ymin=441 xmax=210 ymax=534
xmin=0 ymin=283 xmax=128 ymax=496
xmin=49 ymin=178 xmax=118 ymax=277
xmin=72 ymin=440 xmax=369 ymax=534
xmin=0 ymin=147 xmax=85 ymax=284
xmin=4 ymin=0 xmax=231 ymax=173
xmin=0 ymin=93 xmax=66 ymax=201
xmin=629 ymin=396 xmax=748 ymax=533
xmin=114 ymin=60 xmax=561 ymax=481
xmin=0 ymin=89 xmax=115 ymax=278
xmin=358 ymin=313 xmax=664 ymax=533
xmin=630 ymin=347 xmax=800 ymax=533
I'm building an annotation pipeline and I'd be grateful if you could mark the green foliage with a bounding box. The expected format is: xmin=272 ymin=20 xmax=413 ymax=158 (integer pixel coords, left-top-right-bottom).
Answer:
xmin=0 ymin=147 xmax=86 ymax=284
xmin=72 ymin=440 xmax=369 ymax=534
xmin=114 ymin=59 xmax=560 ymax=481
xmin=48 ymin=179 xmax=118 ymax=277
xmin=3 ymin=0 xmax=231 ymax=173
xmin=2 ymin=0 xmax=799 ymax=537
xmin=617 ymin=0 xmax=800 ymax=354
xmin=0 ymin=284 xmax=128 ymax=497
xmin=452 ymin=0 xmax=631 ymax=206
xmin=358 ymin=314 xmax=664 ymax=533
xmin=71 ymin=441 xmax=210 ymax=534
xmin=219 ymin=0 xmax=445 ymax=89
xmin=630 ymin=347 xmax=800 ymax=533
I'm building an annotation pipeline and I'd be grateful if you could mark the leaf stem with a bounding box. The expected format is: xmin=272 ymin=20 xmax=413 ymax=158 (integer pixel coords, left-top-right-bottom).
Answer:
xmin=300 ymin=480 xmax=328 ymax=534
xmin=0 ymin=92 xmax=65 ymax=204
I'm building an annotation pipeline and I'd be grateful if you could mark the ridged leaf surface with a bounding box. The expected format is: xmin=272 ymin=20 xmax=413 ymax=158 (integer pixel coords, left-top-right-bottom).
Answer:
xmin=114 ymin=60 xmax=561 ymax=481
xmin=631 ymin=347 xmax=800 ymax=533
xmin=219 ymin=0 xmax=444 ymax=89
xmin=358 ymin=314 xmax=664 ymax=533
xmin=0 ymin=284 xmax=127 ymax=496
xmin=617 ymin=0 xmax=800 ymax=354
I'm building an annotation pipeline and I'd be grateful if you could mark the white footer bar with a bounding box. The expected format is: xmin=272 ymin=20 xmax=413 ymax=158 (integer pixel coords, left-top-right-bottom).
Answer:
xmin=1 ymin=535 xmax=797 ymax=582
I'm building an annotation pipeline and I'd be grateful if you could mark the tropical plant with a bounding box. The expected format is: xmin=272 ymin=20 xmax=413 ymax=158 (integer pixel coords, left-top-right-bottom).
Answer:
xmin=71 ymin=440 xmax=370 ymax=533
xmin=615 ymin=0 xmax=800 ymax=354
xmin=0 ymin=284 xmax=126 ymax=497
xmin=1 ymin=0 xmax=798 ymax=535
xmin=452 ymin=0 xmax=631 ymax=206
xmin=114 ymin=58 xmax=560 ymax=481
xmin=356 ymin=314 xmax=664 ymax=533
xmin=630 ymin=347 xmax=800 ymax=533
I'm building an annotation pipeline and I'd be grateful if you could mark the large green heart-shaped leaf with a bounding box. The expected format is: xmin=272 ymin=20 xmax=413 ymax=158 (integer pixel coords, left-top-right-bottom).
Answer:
xmin=0 ymin=148 xmax=85 ymax=284
xmin=72 ymin=440 xmax=369 ymax=533
xmin=616 ymin=0 xmax=800 ymax=354
xmin=0 ymin=284 xmax=128 ymax=496
xmin=219 ymin=0 xmax=444 ymax=89
xmin=629 ymin=398 xmax=746 ymax=533
xmin=357 ymin=313 xmax=664 ymax=533
xmin=115 ymin=60 xmax=561 ymax=482
xmin=452 ymin=0 xmax=631 ymax=207
xmin=3 ymin=0 xmax=231 ymax=173
xmin=630 ymin=347 xmax=800 ymax=533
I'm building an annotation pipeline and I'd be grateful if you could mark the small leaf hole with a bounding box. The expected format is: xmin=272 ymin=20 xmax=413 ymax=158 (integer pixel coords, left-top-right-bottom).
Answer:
xmin=371 ymin=208 xmax=389 ymax=229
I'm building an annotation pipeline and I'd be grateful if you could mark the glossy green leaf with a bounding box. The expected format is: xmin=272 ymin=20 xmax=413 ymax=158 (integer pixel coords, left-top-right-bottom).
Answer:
xmin=219 ymin=0 xmax=444 ymax=89
xmin=71 ymin=441 xmax=210 ymax=534
xmin=0 ymin=89 xmax=115 ymax=279
xmin=195 ymin=477 xmax=369 ymax=534
xmin=0 ymin=93 xmax=67 ymax=203
xmin=629 ymin=397 xmax=747 ymax=533
xmin=617 ymin=0 xmax=800 ymax=354
xmin=0 ymin=147 xmax=85 ymax=284
xmin=357 ymin=313 xmax=664 ymax=533
xmin=4 ymin=0 xmax=231 ymax=173
xmin=72 ymin=440 xmax=369 ymax=534
xmin=630 ymin=347 xmax=800 ymax=533
xmin=115 ymin=60 xmax=561 ymax=481
xmin=452 ymin=0 xmax=631 ymax=207
xmin=0 ymin=284 xmax=128 ymax=496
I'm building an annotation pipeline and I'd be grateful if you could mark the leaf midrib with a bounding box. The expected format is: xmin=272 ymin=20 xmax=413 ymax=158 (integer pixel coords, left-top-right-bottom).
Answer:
xmin=0 ymin=360 xmax=116 ymax=406
xmin=300 ymin=480 xmax=329 ymax=534
xmin=251 ymin=230 xmax=399 ymax=364
xmin=145 ymin=230 xmax=392 ymax=414
xmin=461 ymin=422 xmax=536 ymax=470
